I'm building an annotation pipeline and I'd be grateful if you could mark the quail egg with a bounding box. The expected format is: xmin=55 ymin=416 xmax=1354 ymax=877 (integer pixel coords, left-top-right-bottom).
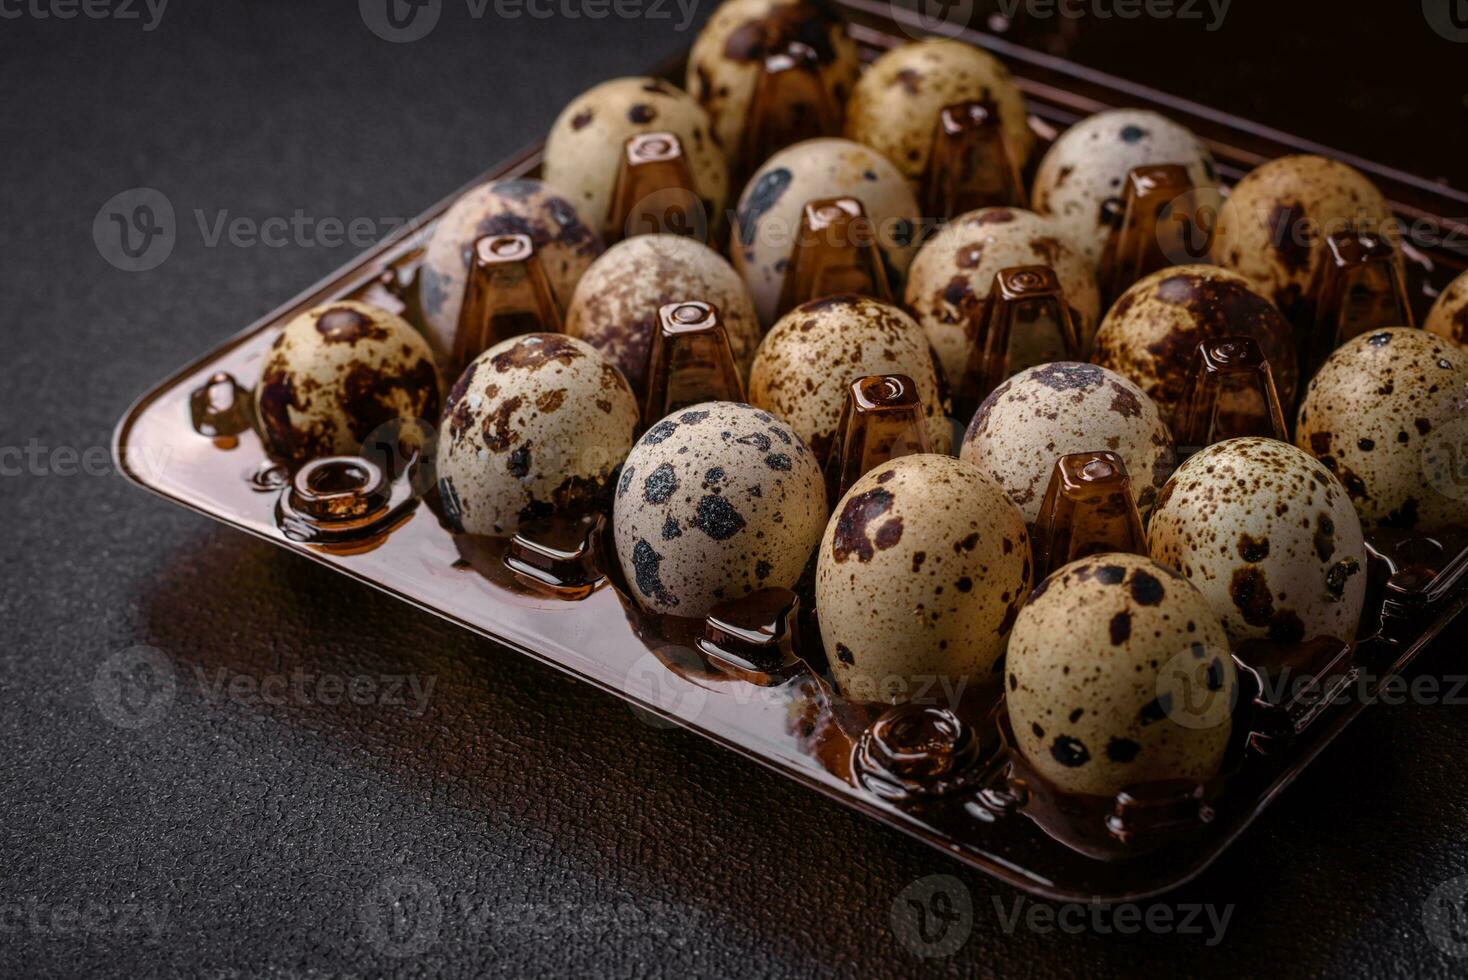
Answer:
xmin=904 ymin=207 xmax=1102 ymax=389
xmin=1211 ymin=154 xmax=1395 ymax=317
xmin=418 ymin=178 xmax=604 ymax=360
xmin=1007 ymin=553 xmax=1236 ymax=798
xmin=687 ymin=0 xmax=860 ymax=157
xmin=748 ymin=294 xmax=950 ymax=460
xmin=1296 ymin=328 xmax=1468 ymax=534
xmin=816 ymin=453 xmax=1031 ymax=703
xmin=961 ymin=362 xmax=1175 ymax=523
xmin=564 ymin=234 xmax=762 ymax=397
xmin=1031 ymin=109 xmax=1221 ymax=266
xmin=1426 ymin=267 xmax=1468 ymax=348
xmin=732 ymin=137 xmax=921 ymax=326
xmin=544 ymin=77 xmax=729 ymax=237
xmin=255 ymin=301 xmax=440 ymax=464
xmin=614 ymin=402 xmax=827 ymax=617
xmin=435 ymin=334 xmax=639 ymax=536
xmin=1148 ymin=437 xmax=1368 ymax=646
xmin=845 ymin=38 xmax=1033 ymax=191
xmin=1091 ymin=264 xmax=1298 ymax=422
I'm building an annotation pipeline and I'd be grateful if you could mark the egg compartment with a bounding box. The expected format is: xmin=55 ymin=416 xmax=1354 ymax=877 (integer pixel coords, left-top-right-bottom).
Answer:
xmin=114 ymin=1 xmax=1468 ymax=901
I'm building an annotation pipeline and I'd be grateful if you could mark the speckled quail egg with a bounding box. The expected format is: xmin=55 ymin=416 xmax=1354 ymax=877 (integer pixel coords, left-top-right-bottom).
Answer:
xmin=1426 ymin=268 xmax=1468 ymax=348
xmin=255 ymin=301 xmax=440 ymax=464
xmin=904 ymin=207 xmax=1102 ymax=388
xmin=543 ymin=77 xmax=729 ymax=237
xmin=1007 ymin=553 xmax=1236 ymax=798
xmin=614 ymin=402 xmax=826 ymax=617
xmin=418 ymin=178 xmax=603 ymax=361
xmin=1149 ymin=437 xmax=1368 ymax=646
xmin=748 ymin=294 xmax=950 ymax=460
xmin=845 ymin=38 xmax=1033 ymax=192
xmin=564 ymin=234 xmax=762 ymax=397
xmin=961 ymin=362 xmax=1174 ymax=523
xmin=1296 ymin=328 xmax=1468 ymax=535
xmin=1031 ymin=109 xmax=1221 ymax=266
xmin=1091 ymin=264 xmax=1298 ymax=422
xmin=687 ymin=0 xmax=860 ymax=157
xmin=435 ymin=334 xmax=638 ymax=536
xmin=816 ymin=453 xmax=1031 ymax=703
xmin=732 ymin=137 xmax=921 ymax=326
xmin=1211 ymin=154 xmax=1395 ymax=317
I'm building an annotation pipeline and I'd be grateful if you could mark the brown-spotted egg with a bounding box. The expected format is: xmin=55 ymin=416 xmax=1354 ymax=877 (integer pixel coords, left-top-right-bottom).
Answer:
xmin=435 ymin=334 xmax=639 ymax=536
xmin=614 ymin=402 xmax=827 ymax=617
xmin=1426 ymin=267 xmax=1468 ymax=348
xmin=903 ymin=207 xmax=1102 ymax=387
xmin=732 ymin=138 xmax=921 ymax=326
xmin=418 ymin=178 xmax=603 ymax=361
xmin=960 ymin=362 xmax=1175 ymax=523
xmin=255 ymin=301 xmax=440 ymax=464
xmin=1148 ymin=437 xmax=1368 ymax=646
xmin=1091 ymin=264 xmax=1298 ymax=422
xmin=815 ymin=453 xmax=1031 ymax=703
xmin=748 ymin=294 xmax=950 ymax=460
xmin=1007 ymin=553 xmax=1236 ymax=798
xmin=1296 ymin=328 xmax=1468 ymax=535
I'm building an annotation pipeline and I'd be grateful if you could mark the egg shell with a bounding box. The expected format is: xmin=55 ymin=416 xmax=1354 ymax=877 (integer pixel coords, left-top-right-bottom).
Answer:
xmin=435 ymin=334 xmax=638 ymax=536
xmin=1148 ymin=437 xmax=1368 ymax=646
xmin=1425 ymin=267 xmax=1468 ymax=348
xmin=1296 ymin=328 xmax=1468 ymax=535
xmin=903 ymin=207 xmax=1102 ymax=388
xmin=748 ymin=294 xmax=950 ymax=460
xmin=961 ymin=362 xmax=1175 ymax=523
xmin=844 ymin=38 xmax=1033 ymax=190
xmin=732 ymin=138 xmax=921 ymax=326
xmin=816 ymin=453 xmax=1031 ymax=703
xmin=687 ymin=0 xmax=860 ymax=156
xmin=1090 ymin=264 xmax=1298 ymax=422
xmin=1007 ymin=552 xmax=1236 ymax=798
xmin=255 ymin=301 xmax=441 ymax=464
xmin=613 ymin=402 xmax=827 ymax=617
xmin=564 ymin=235 xmax=762 ymax=397
xmin=1211 ymin=154 xmax=1394 ymax=317
xmin=1031 ymin=109 xmax=1221 ymax=266
xmin=418 ymin=178 xmax=604 ymax=360
xmin=544 ymin=77 xmax=729 ymax=238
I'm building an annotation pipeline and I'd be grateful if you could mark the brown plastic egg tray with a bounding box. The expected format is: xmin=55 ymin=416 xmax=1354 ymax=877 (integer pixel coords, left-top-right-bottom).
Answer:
xmin=115 ymin=1 xmax=1468 ymax=901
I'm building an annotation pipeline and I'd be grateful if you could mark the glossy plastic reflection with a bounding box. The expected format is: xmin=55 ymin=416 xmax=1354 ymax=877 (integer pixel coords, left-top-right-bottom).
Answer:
xmin=1031 ymin=451 xmax=1147 ymax=580
xmin=1305 ymin=228 xmax=1414 ymax=376
xmin=641 ymin=300 xmax=746 ymax=425
xmin=453 ymin=233 xmax=563 ymax=372
xmin=1172 ymin=335 xmax=1288 ymax=453
xmin=823 ymin=374 xmax=931 ymax=500
xmin=924 ymin=99 xmax=1027 ymax=219
xmin=1097 ymin=163 xmax=1197 ymax=303
xmin=504 ymin=513 xmax=608 ymax=600
xmin=696 ymin=587 xmax=805 ymax=683
xmin=275 ymin=455 xmax=415 ymax=545
xmin=958 ymin=264 xmax=1080 ymax=416
xmin=607 ymin=131 xmax=705 ymax=242
xmin=738 ymin=3 xmax=842 ymax=179
xmin=776 ymin=197 xmax=892 ymax=319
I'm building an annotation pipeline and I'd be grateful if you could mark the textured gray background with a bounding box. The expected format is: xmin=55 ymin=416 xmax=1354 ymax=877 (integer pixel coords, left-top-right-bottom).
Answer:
xmin=3 ymin=1 xmax=1468 ymax=976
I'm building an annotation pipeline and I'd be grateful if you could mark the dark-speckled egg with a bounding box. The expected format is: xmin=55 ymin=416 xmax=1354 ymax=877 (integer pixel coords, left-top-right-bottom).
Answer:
xmin=1211 ymin=155 xmax=1394 ymax=318
xmin=1296 ymin=328 xmax=1468 ymax=535
xmin=1090 ymin=264 xmax=1298 ymax=423
xmin=748 ymin=294 xmax=950 ymax=460
xmin=903 ymin=207 xmax=1101 ymax=389
xmin=1426 ymin=268 xmax=1468 ymax=349
xmin=845 ymin=38 xmax=1032 ymax=192
xmin=543 ymin=77 xmax=728 ymax=238
xmin=1007 ymin=553 xmax=1236 ymax=797
xmin=815 ymin=453 xmax=1031 ymax=703
xmin=1148 ymin=437 xmax=1367 ymax=646
xmin=960 ymin=362 xmax=1174 ymax=523
xmin=255 ymin=300 xmax=441 ymax=464
xmin=564 ymin=234 xmax=761 ymax=398
xmin=613 ymin=402 xmax=827 ymax=617
xmin=435 ymin=334 xmax=638 ymax=536
xmin=687 ymin=0 xmax=860 ymax=155
xmin=731 ymin=138 xmax=921 ymax=326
